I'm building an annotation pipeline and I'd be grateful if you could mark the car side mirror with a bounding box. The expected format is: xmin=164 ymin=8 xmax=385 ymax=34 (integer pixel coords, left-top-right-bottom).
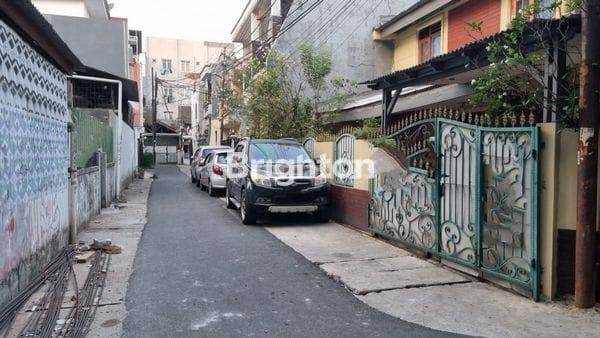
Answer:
xmin=314 ymin=159 xmax=321 ymax=166
xmin=233 ymin=154 xmax=242 ymax=163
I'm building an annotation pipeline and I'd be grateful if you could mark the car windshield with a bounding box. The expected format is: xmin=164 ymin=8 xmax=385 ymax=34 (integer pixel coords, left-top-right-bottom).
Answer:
xmin=249 ymin=143 xmax=312 ymax=162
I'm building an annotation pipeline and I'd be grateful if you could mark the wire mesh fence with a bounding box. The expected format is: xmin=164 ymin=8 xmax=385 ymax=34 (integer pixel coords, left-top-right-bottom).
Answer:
xmin=72 ymin=109 xmax=113 ymax=168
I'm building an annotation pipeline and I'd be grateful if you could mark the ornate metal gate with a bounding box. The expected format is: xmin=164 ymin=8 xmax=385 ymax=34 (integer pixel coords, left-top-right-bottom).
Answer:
xmin=369 ymin=115 xmax=539 ymax=299
xmin=303 ymin=137 xmax=316 ymax=158
xmin=335 ymin=134 xmax=355 ymax=186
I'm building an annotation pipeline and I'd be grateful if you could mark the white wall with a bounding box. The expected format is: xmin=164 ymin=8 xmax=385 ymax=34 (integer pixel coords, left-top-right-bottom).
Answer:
xmin=118 ymin=120 xmax=137 ymax=191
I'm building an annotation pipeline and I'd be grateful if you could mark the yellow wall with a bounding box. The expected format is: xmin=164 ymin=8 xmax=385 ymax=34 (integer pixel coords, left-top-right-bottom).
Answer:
xmin=314 ymin=141 xmax=334 ymax=180
xmin=354 ymin=140 xmax=375 ymax=191
xmin=392 ymin=14 xmax=447 ymax=72
xmin=393 ymin=28 xmax=419 ymax=71
xmin=500 ymin=0 xmax=513 ymax=30
xmin=209 ymin=119 xmax=222 ymax=146
xmin=313 ymin=140 xmax=374 ymax=192
xmin=538 ymin=125 xmax=580 ymax=300
xmin=557 ymin=128 xmax=579 ymax=230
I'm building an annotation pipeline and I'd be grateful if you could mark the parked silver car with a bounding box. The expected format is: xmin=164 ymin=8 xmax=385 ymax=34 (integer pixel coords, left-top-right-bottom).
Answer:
xmin=191 ymin=146 xmax=230 ymax=187
xmin=199 ymin=149 xmax=233 ymax=196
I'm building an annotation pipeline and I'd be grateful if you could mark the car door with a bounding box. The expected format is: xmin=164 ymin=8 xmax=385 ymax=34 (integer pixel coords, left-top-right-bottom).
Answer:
xmin=191 ymin=150 xmax=201 ymax=177
xmin=230 ymin=142 xmax=246 ymax=200
xmin=200 ymin=153 xmax=212 ymax=186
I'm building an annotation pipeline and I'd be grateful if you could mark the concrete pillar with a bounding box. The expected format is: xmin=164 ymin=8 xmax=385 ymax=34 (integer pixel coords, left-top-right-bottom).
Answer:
xmin=69 ymin=174 xmax=78 ymax=244
xmin=99 ymin=151 xmax=108 ymax=208
xmin=539 ymin=123 xmax=560 ymax=301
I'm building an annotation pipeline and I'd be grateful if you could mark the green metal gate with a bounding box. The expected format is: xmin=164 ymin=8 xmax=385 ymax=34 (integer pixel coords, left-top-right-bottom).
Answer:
xmin=369 ymin=116 xmax=539 ymax=299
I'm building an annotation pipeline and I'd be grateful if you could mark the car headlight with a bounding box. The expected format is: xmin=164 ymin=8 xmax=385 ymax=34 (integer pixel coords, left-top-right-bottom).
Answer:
xmin=313 ymin=175 xmax=328 ymax=186
xmin=251 ymin=172 xmax=273 ymax=187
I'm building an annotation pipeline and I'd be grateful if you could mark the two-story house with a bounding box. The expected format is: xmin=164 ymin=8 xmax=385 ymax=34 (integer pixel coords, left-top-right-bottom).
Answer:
xmin=353 ymin=0 xmax=584 ymax=302
xmin=360 ymin=0 xmax=580 ymax=127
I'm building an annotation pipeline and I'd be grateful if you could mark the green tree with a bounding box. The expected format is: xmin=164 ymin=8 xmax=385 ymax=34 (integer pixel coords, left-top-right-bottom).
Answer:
xmin=469 ymin=0 xmax=581 ymax=127
xmin=242 ymin=44 xmax=354 ymax=139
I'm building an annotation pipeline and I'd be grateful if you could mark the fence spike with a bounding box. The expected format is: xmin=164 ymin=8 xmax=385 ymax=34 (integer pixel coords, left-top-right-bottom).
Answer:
xmin=520 ymin=112 xmax=526 ymax=126
xmin=502 ymin=114 xmax=508 ymax=127
xmin=510 ymin=113 xmax=517 ymax=127
xmin=474 ymin=115 xmax=480 ymax=125
xmin=467 ymin=112 xmax=473 ymax=124
xmin=528 ymin=112 xmax=536 ymax=126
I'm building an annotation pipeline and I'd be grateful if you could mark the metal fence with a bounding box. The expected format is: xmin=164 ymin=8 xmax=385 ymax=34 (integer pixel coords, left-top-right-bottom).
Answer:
xmin=72 ymin=109 xmax=113 ymax=168
xmin=335 ymin=134 xmax=355 ymax=187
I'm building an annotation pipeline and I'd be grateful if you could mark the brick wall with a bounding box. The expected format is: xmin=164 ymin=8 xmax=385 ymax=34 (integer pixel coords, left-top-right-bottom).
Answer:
xmin=447 ymin=0 xmax=501 ymax=52
xmin=330 ymin=184 xmax=371 ymax=232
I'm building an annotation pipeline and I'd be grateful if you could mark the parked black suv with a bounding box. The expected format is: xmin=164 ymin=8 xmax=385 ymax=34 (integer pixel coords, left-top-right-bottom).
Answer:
xmin=225 ymin=138 xmax=330 ymax=225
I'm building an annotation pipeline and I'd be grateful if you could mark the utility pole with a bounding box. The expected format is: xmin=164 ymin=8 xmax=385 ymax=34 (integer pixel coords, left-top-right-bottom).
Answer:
xmin=575 ymin=0 xmax=600 ymax=309
xmin=152 ymin=68 xmax=158 ymax=165
xmin=219 ymin=50 xmax=227 ymax=146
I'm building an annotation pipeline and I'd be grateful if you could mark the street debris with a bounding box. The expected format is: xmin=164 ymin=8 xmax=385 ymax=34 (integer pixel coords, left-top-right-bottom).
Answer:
xmin=77 ymin=239 xmax=123 ymax=255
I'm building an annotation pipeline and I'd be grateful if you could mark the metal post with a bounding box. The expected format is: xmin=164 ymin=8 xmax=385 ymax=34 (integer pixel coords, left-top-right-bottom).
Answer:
xmin=575 ymin=0 xmax=600 ymax=309
xmin=152 ymin=68 xmax=157 ymax=165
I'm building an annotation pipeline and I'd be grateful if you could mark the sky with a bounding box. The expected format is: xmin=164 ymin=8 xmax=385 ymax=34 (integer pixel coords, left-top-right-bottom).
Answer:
xmin=110 ymin=0 xmax=248 ymax=42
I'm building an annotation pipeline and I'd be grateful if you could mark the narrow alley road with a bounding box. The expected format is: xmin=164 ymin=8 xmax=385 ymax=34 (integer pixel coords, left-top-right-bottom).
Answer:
xmin=123 ymin=165 xmax=460 ymax=337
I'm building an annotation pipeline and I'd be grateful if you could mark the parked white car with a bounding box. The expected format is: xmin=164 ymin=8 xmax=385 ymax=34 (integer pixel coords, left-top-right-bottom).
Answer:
xmin=191 ymin=146 xmax=230 ymax=186
xmin=199 ymin=149 xmax=234 ymax=196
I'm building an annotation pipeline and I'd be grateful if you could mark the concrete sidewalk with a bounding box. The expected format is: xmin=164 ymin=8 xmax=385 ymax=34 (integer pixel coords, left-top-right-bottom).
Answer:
xmin=77 ymin=176 xmax=152 ymax=337
xmin=265 ymin=222 xmax=600 ymax=337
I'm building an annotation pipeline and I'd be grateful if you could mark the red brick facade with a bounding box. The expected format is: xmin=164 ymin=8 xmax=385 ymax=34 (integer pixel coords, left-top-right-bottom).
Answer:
xmin=447 ymin=0 xmax=502 ymax=52
xmin=330 ymin=184 xmax=371 ymax=232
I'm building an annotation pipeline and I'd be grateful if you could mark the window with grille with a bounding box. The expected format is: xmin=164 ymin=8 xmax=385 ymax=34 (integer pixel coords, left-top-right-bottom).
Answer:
xmin=514 ymin=0 xmax=554 ymax=18
xmin=419 ymin=22 xmax=442 ymax=63
xmin=181 ymin=60 xmax=190 ymax=74
xmin=161 ymin=59 xmax=172 ymax=74
xmin=163 ymin=87 xmax=174 ymax=103
xmin=72 ymin=78 xmax=118 ymax=109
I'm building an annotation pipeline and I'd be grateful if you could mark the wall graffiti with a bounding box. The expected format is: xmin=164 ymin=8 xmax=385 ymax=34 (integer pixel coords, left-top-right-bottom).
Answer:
xmin=0 ymin=19 xmax=69 ymax=306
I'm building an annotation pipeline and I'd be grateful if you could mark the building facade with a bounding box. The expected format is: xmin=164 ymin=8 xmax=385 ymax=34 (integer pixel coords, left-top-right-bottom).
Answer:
xmin=143 ymin=37 xmax=234 ymax=147
xmin=32 ymin=0 xmax=131 ymax=78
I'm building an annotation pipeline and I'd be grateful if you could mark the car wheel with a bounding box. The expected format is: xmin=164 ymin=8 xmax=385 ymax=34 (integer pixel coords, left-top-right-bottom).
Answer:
xmin=225 ymin=183 xmax=236 ymax=209
xmin=314 ymin=207 xmax=331 ymax=223
xmin=208 ymin=180 xmax=217 ymax=197
xmin=240 ymin=189 xmax=256 ymax=225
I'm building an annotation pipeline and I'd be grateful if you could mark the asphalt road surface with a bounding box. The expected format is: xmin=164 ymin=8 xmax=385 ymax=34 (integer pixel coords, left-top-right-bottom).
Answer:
xmin=123 ymin=165 xmax=462 ymax=337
